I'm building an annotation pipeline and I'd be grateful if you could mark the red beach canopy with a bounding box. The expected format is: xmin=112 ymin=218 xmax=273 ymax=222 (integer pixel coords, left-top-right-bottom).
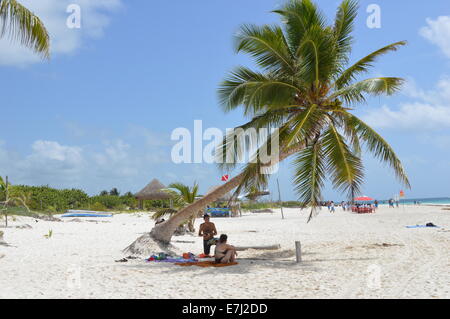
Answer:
xmin=354 ymin=196 xmax=374 ymax=201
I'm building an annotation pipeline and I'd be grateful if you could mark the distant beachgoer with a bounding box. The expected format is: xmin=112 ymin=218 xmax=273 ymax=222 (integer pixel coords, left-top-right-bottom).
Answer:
xmin=214 ymin=234 xmax=237 ymax=264
xmin=198 ymin=214 xmax=217 ymax=257
xmin=374 ymin=200 xmax=379 ymax=209
xmin=388 ymin=199 xmax=394 ymax=208
xmin=330 ymin=201 xmax=335 ymax=213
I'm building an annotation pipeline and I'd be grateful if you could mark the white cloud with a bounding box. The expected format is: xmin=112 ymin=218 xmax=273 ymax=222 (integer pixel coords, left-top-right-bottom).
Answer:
xmin=30 ymin=140 xmax=83 ymax=163
xmin=420 ymin=16 xmax=450 ymax=58
xmin=10 ymin=140 xmax=86 ymax=186
xmin=0 ymin=137 xmax=171 ymax=194
xmin=363 ymin=77 xmax=450 ymax=129
xmin=369 ymin=16 xmax=450 ymax=130
xmin=0 ymin=0 xmax=121 ymax=67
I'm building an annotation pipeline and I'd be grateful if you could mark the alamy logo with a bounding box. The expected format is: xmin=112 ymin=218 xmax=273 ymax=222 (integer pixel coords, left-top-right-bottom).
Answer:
xmin=366 ymin=4 xmax=382 ymax=29
xmin=171 ymin=120 xmax=280 ymax=174
xmin=66 ymin=4 xmax=81 ymax=29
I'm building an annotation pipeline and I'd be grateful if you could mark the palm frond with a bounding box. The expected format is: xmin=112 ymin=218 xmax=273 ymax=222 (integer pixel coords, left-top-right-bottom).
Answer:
xmin=167 ymin=183 xmax=199 ymax=204
xmin=235 ymin=24 xmax=295 ymax=75
xmin=330 ymin=77 xmax=405 ymax=104
xmin=333 ymin=0 xmax=358 ymax=64
xmin=283 ymin=104 xmax=321 ymax=146
xmin=273 ymin=0 xmax=327 ymax=52
xmin=215 ymin=109 xmax=293 ymax=170
xmin=292 ymin=142 xmax=326 ymax=222
xmin=322 ymin=122 xmax=364 ymax=197
xmin=0 ymin=0 xmax=50 ymax=59
xmin=342 ymin=113 xmax=411 ymax=188
xmin=296 ymin=25 xmax=337 ymax=87
xmin=218 ymin=66 xmax=300 ymax=114
xmin=334 ymin=41 xmax=407 ymax=89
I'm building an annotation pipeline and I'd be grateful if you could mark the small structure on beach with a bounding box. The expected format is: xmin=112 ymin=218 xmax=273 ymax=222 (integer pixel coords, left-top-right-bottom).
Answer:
xmin=204 ymin=186 xmax=242 ymax=217
xmin=135 ymin=178 xmax=173 ymax=209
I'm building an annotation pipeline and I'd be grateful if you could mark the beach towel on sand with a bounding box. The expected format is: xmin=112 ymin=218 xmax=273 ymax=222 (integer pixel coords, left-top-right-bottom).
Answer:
xmin=406 ymin=224 xmax=440 ymax=229
xmin=175 ymin=261 xmax=238 ymax=267
xmin=147 ymin=258 xmax=197 ymax=263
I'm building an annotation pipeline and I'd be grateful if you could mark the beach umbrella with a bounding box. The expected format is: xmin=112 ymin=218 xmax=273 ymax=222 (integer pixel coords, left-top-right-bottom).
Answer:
xmin=354 ymin=196 xmax=374 ymax=201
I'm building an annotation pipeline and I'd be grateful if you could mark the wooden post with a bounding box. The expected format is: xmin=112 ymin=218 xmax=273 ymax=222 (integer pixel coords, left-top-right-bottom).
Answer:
xmin=295 ymin=241 xmax=302 ymax=263
xmin=277 ymin=178 xmax=285 ymax=219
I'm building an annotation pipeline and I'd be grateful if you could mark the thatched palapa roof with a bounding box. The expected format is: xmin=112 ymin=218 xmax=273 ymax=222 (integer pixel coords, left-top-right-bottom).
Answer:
xmin=135 ymin=178 xmax=172 ymax=200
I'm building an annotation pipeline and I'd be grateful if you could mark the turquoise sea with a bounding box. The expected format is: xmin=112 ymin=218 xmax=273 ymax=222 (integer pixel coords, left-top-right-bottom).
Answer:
xmin=389 ymin=197 xmax=450 ymax=205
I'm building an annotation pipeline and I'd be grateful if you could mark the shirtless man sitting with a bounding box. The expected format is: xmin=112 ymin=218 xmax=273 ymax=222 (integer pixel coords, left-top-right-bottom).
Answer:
xmin=214 ymin=234 xmax=237 ymax=264
xmin=198 ymin=214 xmax=217 ymax=257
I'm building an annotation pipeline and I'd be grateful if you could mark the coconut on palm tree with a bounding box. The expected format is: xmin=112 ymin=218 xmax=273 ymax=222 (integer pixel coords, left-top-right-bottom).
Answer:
xmin=128 ymin=0 xmax=410 ymax=248
xmin=0 ymin=0 xmax=50 ymax=58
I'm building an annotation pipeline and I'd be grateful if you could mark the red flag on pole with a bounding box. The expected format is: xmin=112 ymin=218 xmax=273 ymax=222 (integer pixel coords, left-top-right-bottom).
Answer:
xmin=400 ymin=190 xmax=405 ymax=198
xmin=221 ymin=175 xmax=229 ymax=182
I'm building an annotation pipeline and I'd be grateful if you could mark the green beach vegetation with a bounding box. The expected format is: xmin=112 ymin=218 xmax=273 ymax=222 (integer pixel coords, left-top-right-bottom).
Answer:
xmin=0 ymin=179 xmax=302 ymax=219
xmin=0 ymin=183 xmax=173 ymax=217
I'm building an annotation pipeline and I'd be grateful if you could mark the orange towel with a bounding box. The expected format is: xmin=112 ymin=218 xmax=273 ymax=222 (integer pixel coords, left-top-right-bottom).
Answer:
xmin=175 ymin=261 xmax=238 ymax=267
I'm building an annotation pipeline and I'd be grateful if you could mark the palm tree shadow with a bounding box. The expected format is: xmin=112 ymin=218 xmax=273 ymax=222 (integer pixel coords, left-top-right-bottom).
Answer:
xmin=120 ymin=249 xmax=376 ymax=275
xmin=122 ymin=258 xmax=322 ymax=275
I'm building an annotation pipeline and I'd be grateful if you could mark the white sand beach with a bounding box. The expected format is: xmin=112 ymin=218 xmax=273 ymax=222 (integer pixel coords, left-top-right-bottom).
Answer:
xmin=0 ymin=206 xmax=449 ymax=299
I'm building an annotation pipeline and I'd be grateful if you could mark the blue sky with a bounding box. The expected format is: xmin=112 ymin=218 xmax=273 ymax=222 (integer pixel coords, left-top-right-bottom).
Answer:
xmin=1 ymin=0 xmax=450 ymax=201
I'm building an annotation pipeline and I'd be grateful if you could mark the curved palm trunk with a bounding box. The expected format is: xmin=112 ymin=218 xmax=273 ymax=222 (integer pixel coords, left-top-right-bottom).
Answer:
xmin=149 ymin=142 xmax=305 ymax=243
xmin=150 ymin=172 xmax=244 ymax=242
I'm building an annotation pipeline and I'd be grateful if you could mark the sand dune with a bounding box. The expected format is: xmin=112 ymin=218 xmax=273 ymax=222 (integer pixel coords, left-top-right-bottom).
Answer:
xmin=0 ymin=206 xmax=448 ymax=299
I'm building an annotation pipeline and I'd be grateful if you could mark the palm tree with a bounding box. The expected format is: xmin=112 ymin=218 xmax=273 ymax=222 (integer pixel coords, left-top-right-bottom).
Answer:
xmin=142 ymin=0 xmax=410 ymax=244
xmin=109 ymin=188 xmax=120 ymax=196
xmin=164 ymin=183 xmax=200 ymax=232
xmin=0 ymin=0 xmax=50 ymax=58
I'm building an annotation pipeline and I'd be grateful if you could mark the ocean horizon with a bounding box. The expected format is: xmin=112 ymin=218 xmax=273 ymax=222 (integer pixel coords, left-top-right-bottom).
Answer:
xmin=376 ymin=197 xmax=450 ymax=205
xmin=327 ymin=197 xmax=450 ymax=205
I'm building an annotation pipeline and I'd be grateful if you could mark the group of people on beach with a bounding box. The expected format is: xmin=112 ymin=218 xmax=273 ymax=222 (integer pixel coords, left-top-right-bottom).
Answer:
xmin=388 ymin=199 xmax=400 ymax=208
xmin=322 ymin=200 xmax=379 ymax=212
xmin=198 ymin=214 xmax=237 ymax=264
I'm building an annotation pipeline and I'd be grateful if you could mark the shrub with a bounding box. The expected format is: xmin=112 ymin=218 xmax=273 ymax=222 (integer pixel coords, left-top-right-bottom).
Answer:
xmin=91 ymin=202 xmax=107 ymax=212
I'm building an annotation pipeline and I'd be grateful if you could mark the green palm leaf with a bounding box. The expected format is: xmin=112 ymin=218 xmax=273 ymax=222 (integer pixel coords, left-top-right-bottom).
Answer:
xmin=334 ymin=41 xmax=407 ymax=89
xmin=235 ymin=24 xmax=295 ymax=75
xmin=292 ymin=142 xmax=326 ymax=222
xmin=342 ymin=113 xmax=411 ymax=188
xmin=333 ymin=0 xmax=358 ymax=64
xmin=322 ymin=122 xmax=364 ymax=197
xmin=0 ymin=0 xmax=50 ymax=58
xmin=273 ymin=0 xmax=326 ymax=52
xmin=331 ymin=77 xmax=405 ymax=104
xmin=218 ymin=66 xmax=300 ymax=114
